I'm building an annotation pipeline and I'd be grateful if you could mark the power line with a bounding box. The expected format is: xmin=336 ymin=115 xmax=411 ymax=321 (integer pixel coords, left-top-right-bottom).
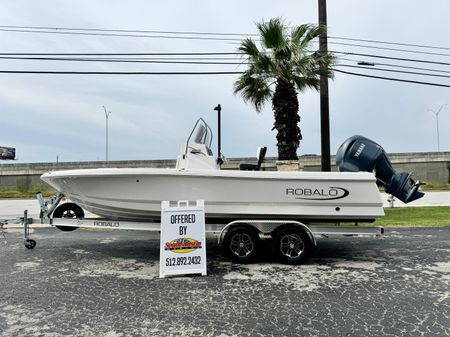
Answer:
xmin=0 ymin=28 xmax=247 ymax=41
xmin=334 ymin=69 xmax=450 ymax=88
xmin=92 ymin=56 xmax=244 ymax=60
xmin=0 ymin=24 xmax=259 ymax=37
xmin=0 ymin=67 xmax=448 ymax=88
xmin=3 ymin=57 xmax=449 ymax=79
xmin=0 ymin=56 xmax=247 ymax=65
xmin=6 ymin=27 xmax=450 ymax=57
xmin=2 ymin=24 xmax=450 ymax=52
xmin=3 ymin=50 xmax=449 ymax=67
xmin=328 ymin=36 xmax=450 ymax=51
xmin=4 ymin=55 xmax=450 ymax=76
xmin=327 ymin=42 xmax=450 ymax=57
xmin=4 ymin=25 xmax=450 ymax=64
xmin=338 ymin=57 xmax=450 ymax=74
xmin=7 ymin=51 xmax=442 ymax=69
xmin=3 ymin=55 xmax=449 ymax=78
xmin=4 ymin=54 xmax=450 ymax=79
xmin=0 ymin=52 xmax=241 ymax=56
xmin=0 ymin=70 xmax=244 ymax=75
xmin=331 ymin=51 xmax=450 ymax=66
xmin=336 ymin=64 xmax=450 ymax=79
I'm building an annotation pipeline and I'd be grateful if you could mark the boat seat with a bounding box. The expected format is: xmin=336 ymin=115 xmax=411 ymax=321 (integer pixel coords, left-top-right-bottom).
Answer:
xmin=239 ymin=146 xmax=267 ymax=171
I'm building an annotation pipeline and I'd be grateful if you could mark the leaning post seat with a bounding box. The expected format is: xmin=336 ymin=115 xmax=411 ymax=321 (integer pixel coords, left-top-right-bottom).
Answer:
xmin=240 ymin=147 xmax=267 ymax=171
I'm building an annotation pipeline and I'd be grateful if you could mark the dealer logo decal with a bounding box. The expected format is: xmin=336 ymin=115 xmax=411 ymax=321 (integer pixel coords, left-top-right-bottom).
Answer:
xmin=286 ymin=187 xmax=350 ymax=200
xmin=164 ymin=238 xmax=202 ymax=253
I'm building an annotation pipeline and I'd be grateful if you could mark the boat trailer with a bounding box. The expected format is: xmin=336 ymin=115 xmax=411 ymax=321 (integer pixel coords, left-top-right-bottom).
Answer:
xmin=5 ymin=192 xmax=384 ymax=265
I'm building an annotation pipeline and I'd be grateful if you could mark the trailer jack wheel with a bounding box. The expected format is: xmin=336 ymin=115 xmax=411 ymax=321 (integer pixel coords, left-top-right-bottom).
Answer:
xmin=272 ymin=228 xmax=311 ymax=265
xmin=24 ymin=239 xmax=36 ymax=249
xmin=223 ymin=226 xmax=260 ymax=263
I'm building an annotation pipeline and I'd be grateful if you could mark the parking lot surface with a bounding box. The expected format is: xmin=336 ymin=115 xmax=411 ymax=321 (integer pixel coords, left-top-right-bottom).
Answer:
xmin=0 ymin=227 xmax=449 ymax=337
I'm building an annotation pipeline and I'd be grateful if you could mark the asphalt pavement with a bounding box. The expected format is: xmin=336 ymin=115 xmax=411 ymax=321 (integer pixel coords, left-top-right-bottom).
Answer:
xmin=0 ymin=227 xmax=449 ymax=336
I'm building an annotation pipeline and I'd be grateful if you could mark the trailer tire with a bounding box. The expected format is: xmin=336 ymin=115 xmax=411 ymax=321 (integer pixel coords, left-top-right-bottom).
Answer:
xmin=24 ymin=239 xmax=36 ymax=249
xmin=52 ymin=203 xmax=84 ymax=232
xmin=272 ymin=227 xmax=311 ymax=265
xmin=223 ymin=226 xmax=260 ymax=263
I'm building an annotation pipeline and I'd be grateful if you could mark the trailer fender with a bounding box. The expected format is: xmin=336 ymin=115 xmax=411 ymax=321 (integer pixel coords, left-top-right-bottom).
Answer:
xmin=218 ymin=220 xmax=316 ymax=247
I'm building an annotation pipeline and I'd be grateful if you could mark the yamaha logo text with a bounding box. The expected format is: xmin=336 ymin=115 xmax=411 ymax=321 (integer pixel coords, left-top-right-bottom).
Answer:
xmin=286 ymin=187 xmax=350 ymax=200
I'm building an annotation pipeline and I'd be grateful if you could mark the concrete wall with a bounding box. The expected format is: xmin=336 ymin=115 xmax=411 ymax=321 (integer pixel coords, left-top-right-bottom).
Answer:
xmin=296 ymin=152 xmax=450 ymax=185
xmin=0 ymin=159 xmax=175 ymax=189
xmin=0 ymin=152 xmax=449 ymax=189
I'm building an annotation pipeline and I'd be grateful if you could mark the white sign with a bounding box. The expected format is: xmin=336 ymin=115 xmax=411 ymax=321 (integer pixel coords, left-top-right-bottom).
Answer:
xmin=159 ymin=200 xmax=207 ymax=278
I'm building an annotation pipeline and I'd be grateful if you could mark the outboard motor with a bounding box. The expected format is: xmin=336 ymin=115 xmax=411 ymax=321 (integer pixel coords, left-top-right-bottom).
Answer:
xmin=336 ymin=135 xmax=424 ymax=203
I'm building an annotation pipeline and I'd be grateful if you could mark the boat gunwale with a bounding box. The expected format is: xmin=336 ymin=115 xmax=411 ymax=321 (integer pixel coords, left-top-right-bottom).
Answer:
xmin=41 ymin=168 xmax=377 ymax=182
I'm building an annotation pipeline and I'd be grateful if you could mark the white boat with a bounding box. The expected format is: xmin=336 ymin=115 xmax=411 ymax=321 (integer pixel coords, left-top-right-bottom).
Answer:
xmin=41 ymin=118 xmax=421 ymax=223
xmin=36 ymin=116 xmax=426 ymax=264
xmin=41 ymin=167 xmax=384 ymax=222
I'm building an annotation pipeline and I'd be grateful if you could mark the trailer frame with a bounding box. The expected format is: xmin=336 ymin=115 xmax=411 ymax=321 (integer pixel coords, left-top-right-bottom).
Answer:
xmin=15 ymin=193 xmax=384 ymax=264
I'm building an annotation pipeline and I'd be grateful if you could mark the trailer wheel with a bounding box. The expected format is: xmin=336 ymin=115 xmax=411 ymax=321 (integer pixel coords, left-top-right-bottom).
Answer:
xmin=52 ymin=202 xmax=84 ymax=232
xmin=223 ymin=226 xmax=260 ymax=263
xmin=272 ymin=227 xmax=311 ymax=265
xmin=24 ymin=239 xmax=36 ymax=249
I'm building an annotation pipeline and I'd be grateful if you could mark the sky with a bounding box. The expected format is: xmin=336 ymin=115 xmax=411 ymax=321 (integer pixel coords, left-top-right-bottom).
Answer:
xmin=0 ymin=0 xmax=449 ymax=163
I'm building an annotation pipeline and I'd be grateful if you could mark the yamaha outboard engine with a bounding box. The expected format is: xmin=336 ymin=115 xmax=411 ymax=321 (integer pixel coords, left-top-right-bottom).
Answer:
xmin=336 ymin=135 xmax=424 ymax=203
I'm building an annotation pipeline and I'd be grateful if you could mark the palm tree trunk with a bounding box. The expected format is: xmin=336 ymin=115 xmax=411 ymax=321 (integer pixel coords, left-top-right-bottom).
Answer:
xmin=272 ymin=79 xmax=301 ymax=160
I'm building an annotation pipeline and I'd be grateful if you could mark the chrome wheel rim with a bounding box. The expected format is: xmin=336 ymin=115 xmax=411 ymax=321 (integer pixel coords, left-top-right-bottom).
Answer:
xmin=62 ymin=210 xmax=76 ymax=218
xmin=230 ymin=233 xmax=254 ymax=257
xmin=279 ymin=234 xmax=304 ymax=258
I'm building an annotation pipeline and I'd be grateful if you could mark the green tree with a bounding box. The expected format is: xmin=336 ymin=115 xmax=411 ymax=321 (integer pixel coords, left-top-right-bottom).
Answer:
xmin=234 ymin=18 xmax=335 ymax=160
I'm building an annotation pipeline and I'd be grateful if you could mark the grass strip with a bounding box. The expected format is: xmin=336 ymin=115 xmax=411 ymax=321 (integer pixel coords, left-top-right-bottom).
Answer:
xmin=374 ymin=206 xmax=450 ymax=227
xmin=0 ymin=187 xmax=56 ymax=198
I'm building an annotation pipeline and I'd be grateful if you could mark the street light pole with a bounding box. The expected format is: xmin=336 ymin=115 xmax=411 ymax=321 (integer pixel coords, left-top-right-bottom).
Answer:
xmin=428 ymin=104 xmax=446 ymax=152
xmin=102 ymin=106 xmax=112 ymax=161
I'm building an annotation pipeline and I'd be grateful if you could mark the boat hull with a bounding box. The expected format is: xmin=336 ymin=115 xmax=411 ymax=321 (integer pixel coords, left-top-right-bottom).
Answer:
xmin=41 ymin=168 xmax=384 ymax=222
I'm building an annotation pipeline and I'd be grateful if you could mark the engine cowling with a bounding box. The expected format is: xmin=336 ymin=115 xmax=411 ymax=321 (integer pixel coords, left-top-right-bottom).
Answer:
xmin=336 ymin=135 xmax=424 ymax=203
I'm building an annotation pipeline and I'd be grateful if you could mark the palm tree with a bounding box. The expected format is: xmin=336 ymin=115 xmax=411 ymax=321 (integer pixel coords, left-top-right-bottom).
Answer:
xmin=234 ymin=18 xmax=335 ymax=160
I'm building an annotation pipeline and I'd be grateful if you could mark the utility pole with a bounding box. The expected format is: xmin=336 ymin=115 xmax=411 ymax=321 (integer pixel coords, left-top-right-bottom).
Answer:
xmin=318 ymin=0 xmax=331 ymax=171
xmin=428 ymin=104 xmax=446 ymax=152
xmin=102 ymin=106 xmax=112 ymax=161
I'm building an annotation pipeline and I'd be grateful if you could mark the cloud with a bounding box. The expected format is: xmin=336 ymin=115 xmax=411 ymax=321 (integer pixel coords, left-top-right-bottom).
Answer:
xmin=0 ymin=0 xmax=449 ymax=163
